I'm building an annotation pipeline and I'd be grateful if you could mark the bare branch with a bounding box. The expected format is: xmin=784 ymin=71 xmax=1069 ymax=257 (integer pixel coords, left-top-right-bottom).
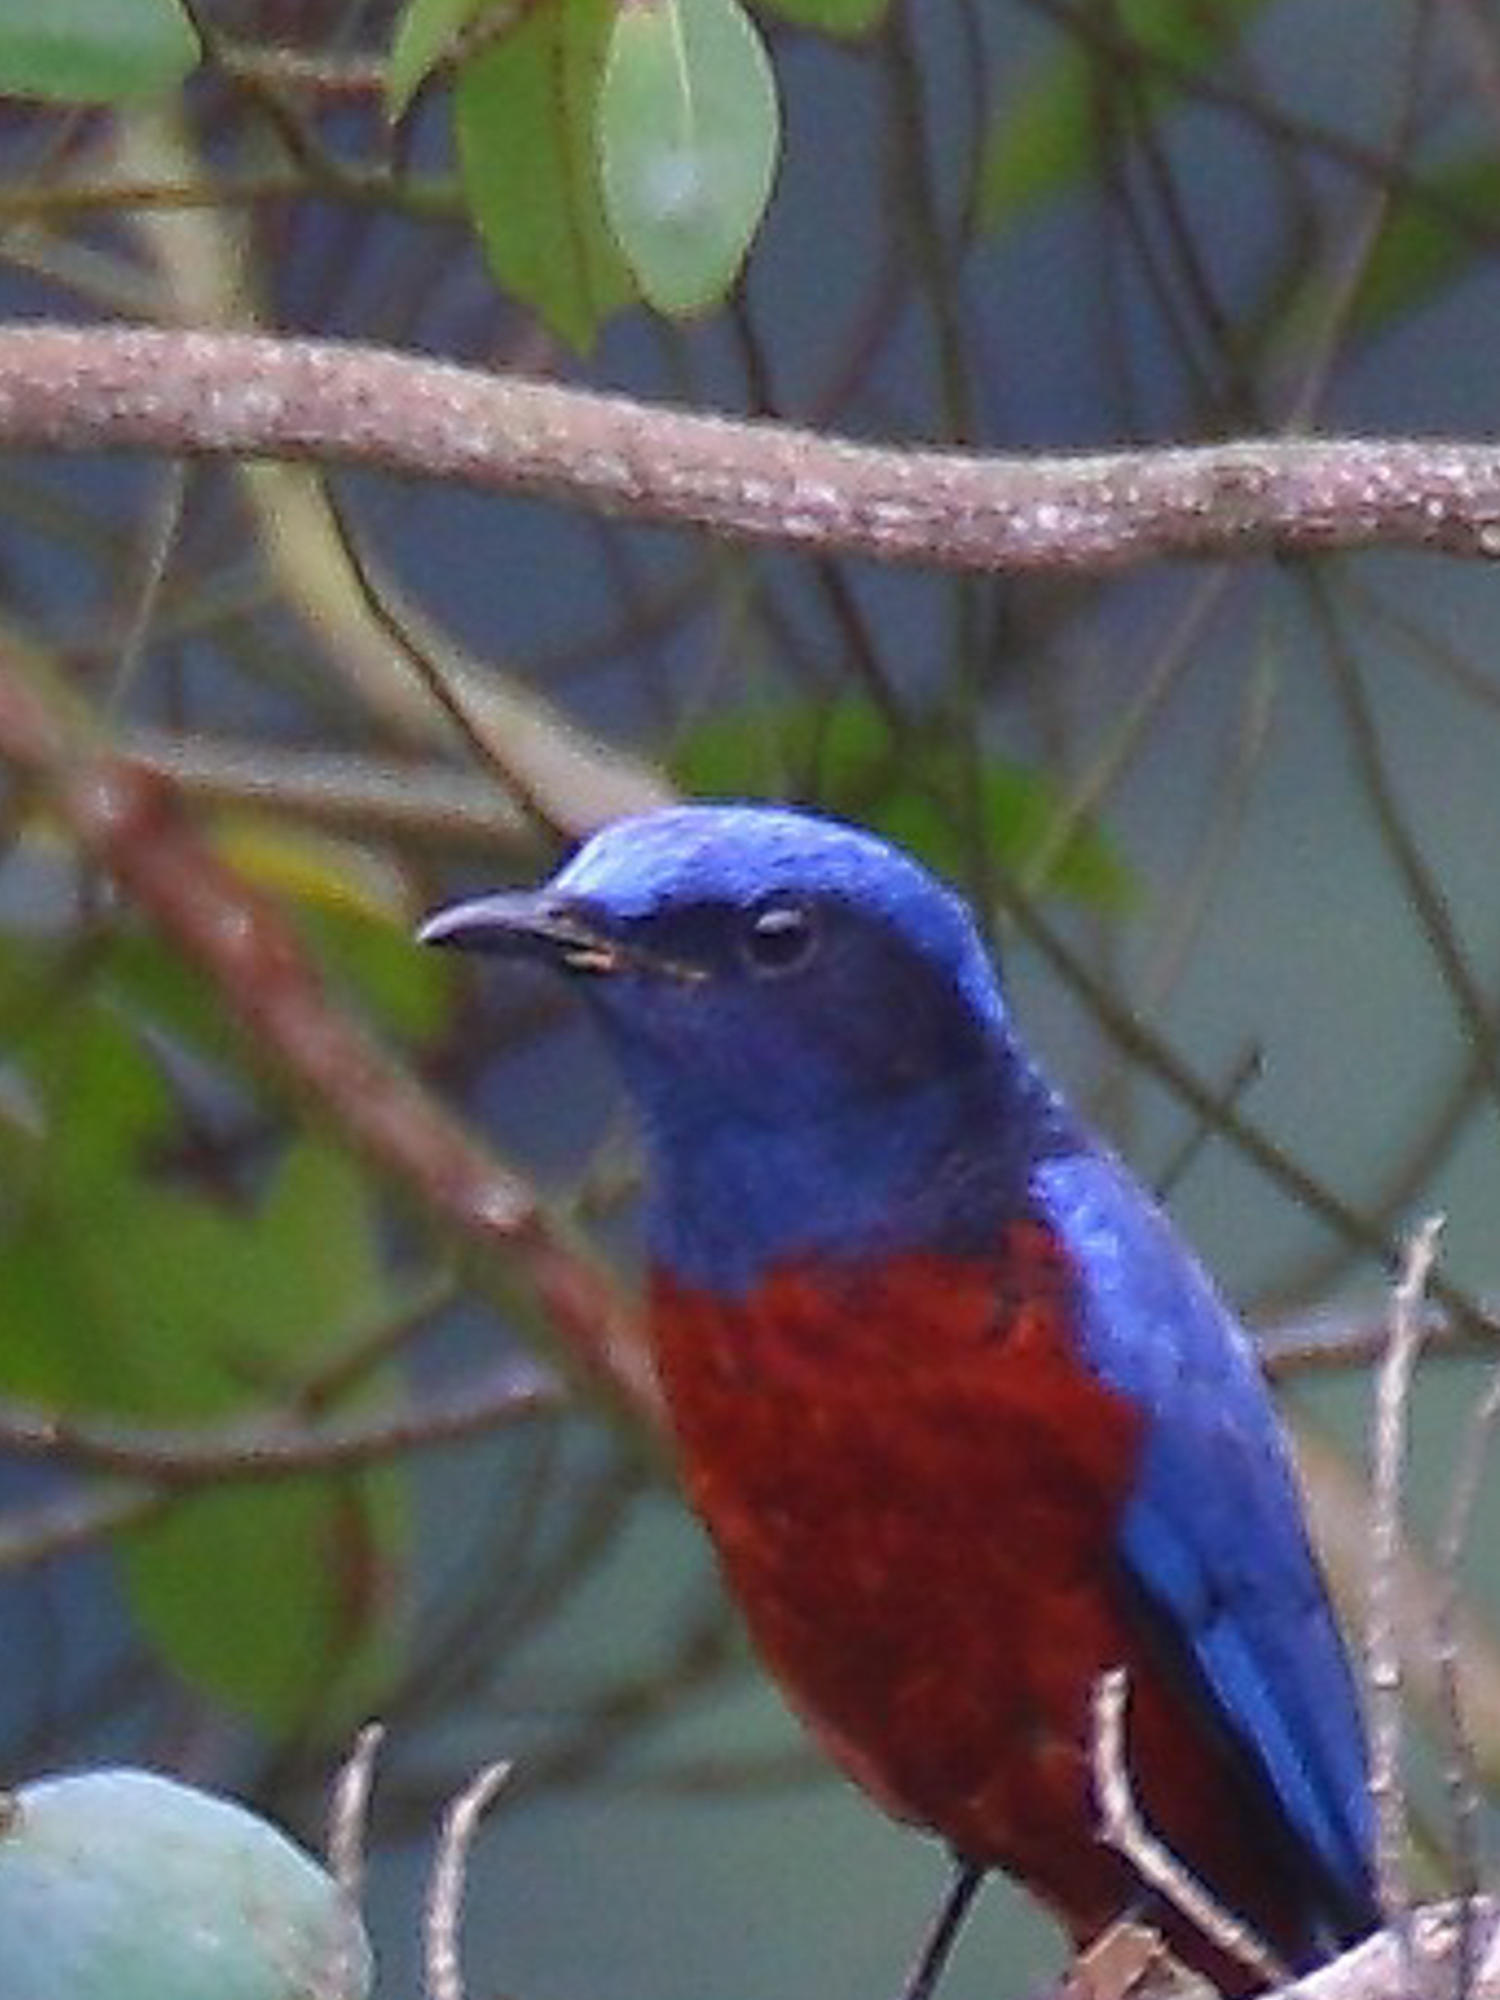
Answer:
xmin=323 ymin=1724 xmax=384 ymax=2000
xmin=0 ymin=1483 xmax=161 ymax=1572
xmin=425 ymin=1761 xmax=513 ymax=2000
xmin=327 ymin=1723 xmax=385 ymax=1905
xmin=1274 ymin=1898 xmax=1500 ymax=2000
xmin=1431 ymin=1321 xmax=1500 ymax=1936
xmin=1368 ymin=1215 xmax=1443 ymax=1915
xmin=1091 ymin=1667 xmax=1289 ymax=1989
xmin=1296 ymin=1426 xmax=1500 ymax=1794
xmin=1263 ymin=1301 xmax=1460 ymax=1378
xmin=3 ymin=324 xmax=1500 ymax=574
xmin=118 ymin=729 xmax=540 ymax=855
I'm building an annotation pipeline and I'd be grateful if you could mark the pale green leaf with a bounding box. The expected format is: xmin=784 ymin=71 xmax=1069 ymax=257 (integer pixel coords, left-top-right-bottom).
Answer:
xmin=455 ymin=0 xmax=635 ymax=349
xmin=0 ymin=0 xmax=199 ymax=103
xmin=599 ymin=0 xmax=780 ymax=316
xmin=388 ymin=0 xmax=490 ymax=118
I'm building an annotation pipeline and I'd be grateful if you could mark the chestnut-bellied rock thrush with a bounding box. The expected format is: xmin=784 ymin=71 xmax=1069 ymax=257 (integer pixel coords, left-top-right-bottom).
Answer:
xmin=419 ymin=804 xmax=1378 ymax=1995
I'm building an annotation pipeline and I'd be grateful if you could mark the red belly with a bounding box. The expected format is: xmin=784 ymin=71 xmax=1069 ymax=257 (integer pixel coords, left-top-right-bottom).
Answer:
xmin=650 ymin=1243 xmax=1302 ymax=1991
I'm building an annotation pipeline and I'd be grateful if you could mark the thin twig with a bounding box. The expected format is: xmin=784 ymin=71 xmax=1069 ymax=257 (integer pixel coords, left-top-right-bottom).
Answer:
xmin=118 ymin=728 xmax=536 ymax=852
xmin=0 ymin=1362 xmax=563 ymax=1485
xmin=322 ymin=1724 xmax=384 ymax=2000
xmin=0 ymin=1482 xmax=162 ymax=1571
xmin=1432 ymin=1343 xmax=1500 ymax=1963
xmin=0 ymin=174 xmax=462 ymax=221
xmin=1368 ymin=1214 xmax=1444 ymax=1916
xmin=327 ymin=1722 xmax=385 ymax=1904
xmin=1313 ymin=586 xmax=1500 ymax=1132
xmin=317 ymin=483 xmax=571 ymax=843
xmin=995 ymin=879 xmax=1494 ymax=1345
xmin=1296 ymin=1425 xmax=1500 ymax=1797
xmin=425 ymin=1761 xmax=513 ymax=2000
xmin=106 ymin=461 xmax=188 ymax=706
xmin=1091 ymin=1667 xmax=1289 ymax=1988
xmin=1263 ymin=1302 xmax=1461 ymax=1378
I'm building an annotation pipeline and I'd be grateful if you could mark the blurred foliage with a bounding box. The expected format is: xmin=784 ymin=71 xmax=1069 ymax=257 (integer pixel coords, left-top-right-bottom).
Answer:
xmin=675 ymin=696 xmax=1135 ymax=910
xmin=0 ymin=1 xmax=199 ymax=104
xmin=978 ymin=0 xmax=1272 ymax=232
xmin=3 ymin=4 xmax=1500 ymax=1999
xmin=1349 ymin=155 xmax=1500 ymax=335
xmin=0 ymin=967 xmax=409 ymax=1732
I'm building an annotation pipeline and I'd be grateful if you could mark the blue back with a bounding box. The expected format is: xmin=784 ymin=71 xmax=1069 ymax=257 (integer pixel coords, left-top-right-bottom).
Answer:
xmin=1035 ymin=1148 xmax=1377 ymax=1951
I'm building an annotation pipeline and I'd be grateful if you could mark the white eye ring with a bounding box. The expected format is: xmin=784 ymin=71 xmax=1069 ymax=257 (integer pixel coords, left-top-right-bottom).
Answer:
xmin=740 ymin=899 xmax=818 ymax=976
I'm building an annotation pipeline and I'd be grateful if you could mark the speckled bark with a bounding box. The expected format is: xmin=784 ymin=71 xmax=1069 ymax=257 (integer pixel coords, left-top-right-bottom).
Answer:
xmin=1 ymin=323 xmax=1499 ymax=572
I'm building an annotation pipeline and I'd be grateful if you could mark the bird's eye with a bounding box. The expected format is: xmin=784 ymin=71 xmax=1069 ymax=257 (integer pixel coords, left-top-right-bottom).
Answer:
xmin=740 ymin=898 xmax=818 ymax=977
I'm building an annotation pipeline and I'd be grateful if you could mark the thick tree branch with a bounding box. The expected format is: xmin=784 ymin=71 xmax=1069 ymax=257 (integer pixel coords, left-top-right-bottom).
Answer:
xmin=2 ymin=323 xmax=1500 ymax=572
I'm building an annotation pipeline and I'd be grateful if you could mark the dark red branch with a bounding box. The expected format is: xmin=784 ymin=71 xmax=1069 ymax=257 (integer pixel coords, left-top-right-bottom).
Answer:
xmin=0 ymin=650 xmax=660 ymax=1424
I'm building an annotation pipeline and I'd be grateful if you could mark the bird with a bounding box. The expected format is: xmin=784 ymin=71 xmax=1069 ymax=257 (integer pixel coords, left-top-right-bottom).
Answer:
xmin=419 ymin=802 xmax=1379 ymax=1997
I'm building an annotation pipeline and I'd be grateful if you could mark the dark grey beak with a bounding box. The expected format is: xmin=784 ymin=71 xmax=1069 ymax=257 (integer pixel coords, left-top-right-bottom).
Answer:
xmin=417 ymin=892 xmax=623 ymax=974
xmin=417 ymin=891 xmax=707 ymax=983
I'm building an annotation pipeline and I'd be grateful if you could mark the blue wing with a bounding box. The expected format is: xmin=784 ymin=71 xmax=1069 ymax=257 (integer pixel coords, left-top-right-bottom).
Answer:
xmin=1034 ymin=1148 xmax=1377 ymax=1951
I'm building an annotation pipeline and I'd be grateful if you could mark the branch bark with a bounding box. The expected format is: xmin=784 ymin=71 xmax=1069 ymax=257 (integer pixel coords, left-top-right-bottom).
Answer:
xmin=3 ymin=322 xmax=1500 ymax=572
xmin=1273 ymin=1897 xmax=1500 ymax=2000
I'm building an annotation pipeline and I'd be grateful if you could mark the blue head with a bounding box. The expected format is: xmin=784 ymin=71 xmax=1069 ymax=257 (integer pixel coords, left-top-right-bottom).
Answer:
xmin=420 ymin=805 xmax=1074 ymax=1291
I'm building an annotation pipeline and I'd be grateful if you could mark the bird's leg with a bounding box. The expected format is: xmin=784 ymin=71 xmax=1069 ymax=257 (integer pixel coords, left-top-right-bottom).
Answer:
xmin=898 ymin=1857 xmax=987 ymax=2000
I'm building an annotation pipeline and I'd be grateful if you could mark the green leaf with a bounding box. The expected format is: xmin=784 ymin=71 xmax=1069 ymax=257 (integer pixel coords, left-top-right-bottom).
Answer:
xmin=879 ymin=764 xmax=1135 ymax=913
xmin=388 ymin=0 xmax=490 ymax=118
xmin=979 ymin=0 xmax=1267 ymax=234
xmin=126 ymin=1469 xmax=405 ymax=1734
xmin=295 ymin=903 xmax=454 ymax=1042
xmin=0 ymin=0 xmax=199 ymax=102
xmin=119 ymin=1143 xmax=408 ymax=1731
xmin=599 ymin=0 xmax=779 ymax=316
xmin=103 ymin=929 xmax=246 ymax=1072
xmin=1352 ymin=157 xmax=1500 ymax=336
xmin=675 ymin=696 xmax=1134 ymax=912
xmin=0 ymin=1001 xmax=409 ymax=1734
xmin=0 ymin=1004 xmax=177 ymax=1408
xmin=105 ymin=821 xmax=452 ymax=1052
xmin=206 ymin=818 xmax=452 ymax=1038
xmin=455 ymin=0 xmax=635 ymax=349
xmin=759 ymin=0 xmax=887 ymax=35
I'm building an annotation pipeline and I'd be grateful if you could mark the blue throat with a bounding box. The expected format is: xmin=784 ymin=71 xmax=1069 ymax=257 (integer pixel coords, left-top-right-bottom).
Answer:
xmin=636 ymin=1049 xmax=1075 ymax=1296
